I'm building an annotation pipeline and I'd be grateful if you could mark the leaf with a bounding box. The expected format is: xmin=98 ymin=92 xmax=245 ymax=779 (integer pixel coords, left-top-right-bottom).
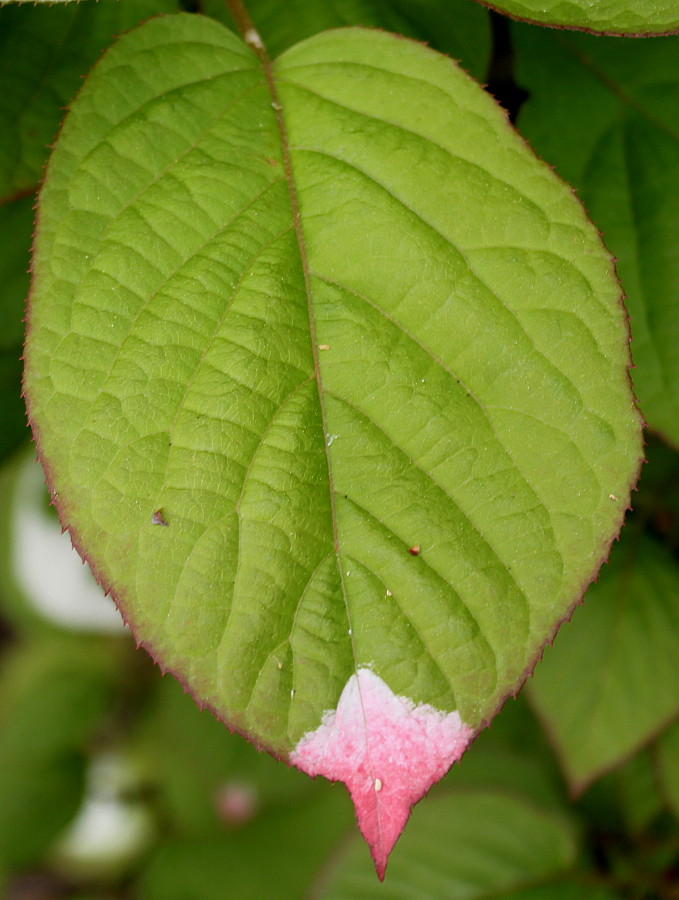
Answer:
xmin=629 ymin=437 xmax=679 ymax=554
xmin=0 ymin=636 xmax=120 ymax=871
xmin=0 ymin=195 xmax=33 ymax=348
xmin=24 ymin=14 xmax=642 ymax=873
xmin=612 ymin=749 xmax=664 ymax=835
xmin=136 ymin=790 xmax=353 ymax=900
xmin=529 ymin=531 xmax=679 ymax=792
xmin=500 ymin=886 xmax=621 ymax=900
xmin=0 ymin=0 xmax=182 ymax=201
xmin=315 ymin=789 xmax=579 ymax=899
xmin=655 ymin=717 xmax=679 ymax=821
xmin=0 ymin=353 xmax=28 ymax=464
xmin=514 ymin=27 xmax=679 ymax=447
xmin=0 ymin=195 xmax=32 ymax=462
xmin=204 ymin=0 xmax=491 ymax=81
xmin=477 ymin=0 xmax=679 ymax=34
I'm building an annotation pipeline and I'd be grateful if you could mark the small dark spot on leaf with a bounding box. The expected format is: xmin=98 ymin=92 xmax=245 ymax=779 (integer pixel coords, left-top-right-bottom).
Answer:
xmin=152 ymin=509 xmax=169 ymax=526
xmin=409 ymin=544 xmax=420 ymax=556
xmin=264 ymin=157 xmax=278 ymax=166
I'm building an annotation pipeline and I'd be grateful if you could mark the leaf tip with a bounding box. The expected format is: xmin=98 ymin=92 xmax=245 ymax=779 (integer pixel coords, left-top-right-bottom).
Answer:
xmin=290 ymin=668 xmax=472 ymax=878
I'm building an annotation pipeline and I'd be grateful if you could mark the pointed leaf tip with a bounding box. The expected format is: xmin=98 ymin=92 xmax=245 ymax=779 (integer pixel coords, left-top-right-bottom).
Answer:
xmin=289 ymin=669 xmax=472 ymax=878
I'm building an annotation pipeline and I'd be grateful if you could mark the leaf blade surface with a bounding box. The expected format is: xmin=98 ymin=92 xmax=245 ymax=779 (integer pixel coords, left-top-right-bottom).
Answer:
xmin=476 ymin=0 xmax=679 ymax=34
xmin=656 ymin=718 xmax=679 ymax=821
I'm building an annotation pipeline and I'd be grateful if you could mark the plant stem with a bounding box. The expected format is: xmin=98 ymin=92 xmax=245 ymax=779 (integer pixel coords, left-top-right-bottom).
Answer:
xmin=223 ymin=0 xmax=266 ymax=55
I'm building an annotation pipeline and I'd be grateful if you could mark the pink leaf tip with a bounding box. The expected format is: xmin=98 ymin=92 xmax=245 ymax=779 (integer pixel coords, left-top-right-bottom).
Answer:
xmin=289 ymin=668 xmax=472 ymax=878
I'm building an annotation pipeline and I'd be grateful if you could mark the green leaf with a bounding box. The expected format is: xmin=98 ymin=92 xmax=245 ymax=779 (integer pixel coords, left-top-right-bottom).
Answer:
xmin=514 ymin=28 xmax=679 ymax=447
xmin=478 ymin=0 xmax=679 ymax=34
xmin=0 ymin=0 xmax=182 ymax=201
xmin=629 ymin=438 xmax=679 ymax=554
xmin=0 ymin=353 xmax=28 ymax=464
xmin=0 ymin=195 xmax=32 ymax=461
xmin=499 ymin=886 xmax=621 ymax=900
xmin=0 ymin=194 xmax=33 ymax=348
xmin=442 ymin=694 xmax=566 ymax=812
xmin=612 ymin=749 xmax=664 ymax=835
xmin=136 ymin=789 xmax=353 ymax=900
xmin=316 ymin=789 xmax=578 ymax=899
xmin=0 ymin=636 xmax=120 ymax=870
xmin=204 ymin=0 xmax=491 ymax=81
xmin=529 ymin=531 xmax=679 ymax=792
xmin=24 ymin=13 xmax=641 ymax=870
xmin=655 ymin=718 xmax=679 ymax=820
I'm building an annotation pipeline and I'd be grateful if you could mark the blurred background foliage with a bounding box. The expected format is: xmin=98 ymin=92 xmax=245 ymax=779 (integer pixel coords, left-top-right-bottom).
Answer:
xmin=1 ymin=0 xmax=679 ymax=897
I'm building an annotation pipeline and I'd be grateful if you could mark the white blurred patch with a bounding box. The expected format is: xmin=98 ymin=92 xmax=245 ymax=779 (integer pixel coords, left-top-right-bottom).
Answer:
xmin=52 ymin=752 xmax=154 ymax=876
xmin=12 ymin=455 xmax=125 ymax=632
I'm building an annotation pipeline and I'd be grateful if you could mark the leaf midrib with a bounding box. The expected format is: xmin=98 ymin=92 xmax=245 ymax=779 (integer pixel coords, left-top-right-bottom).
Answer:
xmin=244 ymin=20 xmax=392 ymax=840
xmin=244 ymin=26 xmax=361 ymax=681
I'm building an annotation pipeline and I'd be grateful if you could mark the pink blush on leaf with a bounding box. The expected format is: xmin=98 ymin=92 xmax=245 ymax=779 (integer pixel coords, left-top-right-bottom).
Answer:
xmin=289 ymin=668 xmax=472 ymax=879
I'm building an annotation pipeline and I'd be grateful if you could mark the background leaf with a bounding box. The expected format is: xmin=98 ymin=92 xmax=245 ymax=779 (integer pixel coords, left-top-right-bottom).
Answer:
xmin=514 ymin=27 xmax=679 ymax=447
xmin=0 ymin=636 xmax=120 ymax=871
xmin=203 ymin=0 xmax=491 ymax=81
xmin=612 ymin=749 xmax=665 ymax=836
xmin=477 ymin=0 xmax=679 ymax=34
xmin=316 ymin=789 xmax=579 ymax=899
xmin=0 ymin=196 xmax=32 ymax=463
xmin=442 ymin=694 xmax=567 ymax=812
xmin=529 ymin=530 xmax=679 ymax=792
xmin=500 ymin=888 xmax=621 ymax=900
xmin=0 ymin=0 xmax=182 ymax=201
xmin=0 ymin=196 xmax=32 ymax=346
xmin=655 ymin=718 xmax=679 ymax=821
xmin=136 ymin=788 xmax=353 ymax=900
